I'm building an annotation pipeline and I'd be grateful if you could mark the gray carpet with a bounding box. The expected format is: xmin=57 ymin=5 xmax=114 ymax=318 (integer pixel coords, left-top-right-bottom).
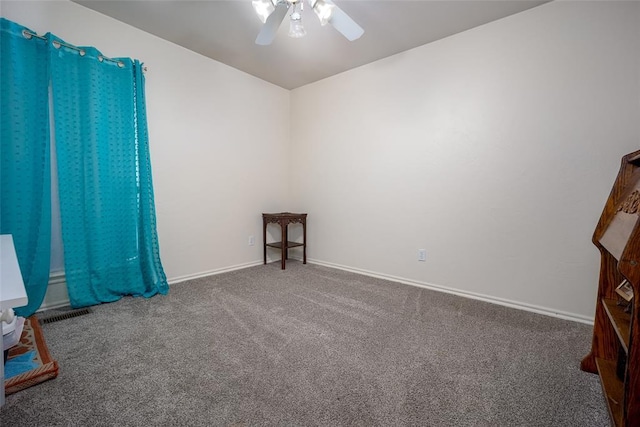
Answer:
xmin=1 ymin=261 xmax=608 ymax=426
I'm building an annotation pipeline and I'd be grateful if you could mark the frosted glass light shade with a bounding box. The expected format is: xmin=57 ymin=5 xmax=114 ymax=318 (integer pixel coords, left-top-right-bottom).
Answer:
xmin=253 ymin=0 xmax=275 ymax=23
xmin=311 ymin=0 xmax=334 ymax=25
xmin=288 ymin=12 xmax=306 ymax=38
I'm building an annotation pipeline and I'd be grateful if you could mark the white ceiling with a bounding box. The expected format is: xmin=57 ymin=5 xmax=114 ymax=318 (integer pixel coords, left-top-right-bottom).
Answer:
xmin=73 ymin=0 xmax=549 ymax=89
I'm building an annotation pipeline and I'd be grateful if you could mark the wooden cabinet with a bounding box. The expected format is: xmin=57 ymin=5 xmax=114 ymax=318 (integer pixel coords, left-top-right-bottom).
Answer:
xmin=582 ymin=150 xmax=640 ymax=426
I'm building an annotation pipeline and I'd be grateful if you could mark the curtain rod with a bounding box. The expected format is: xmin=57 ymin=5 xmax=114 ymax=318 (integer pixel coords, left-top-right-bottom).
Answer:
xmin=21 ymin=29 xmax=146 ymax=72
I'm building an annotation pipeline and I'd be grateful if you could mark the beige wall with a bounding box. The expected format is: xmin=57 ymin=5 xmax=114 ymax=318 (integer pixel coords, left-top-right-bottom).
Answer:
xmin=289 ymin=1 xmax=640 ymax=321
xmin=3 ymin=1 xmax=639 ymax=321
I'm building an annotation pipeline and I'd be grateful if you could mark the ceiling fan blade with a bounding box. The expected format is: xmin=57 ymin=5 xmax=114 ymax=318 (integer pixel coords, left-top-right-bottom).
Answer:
xmin=326 ymin=1 xmax=364 ymax=41
xmin=255 ymin=1 xmax=289 ymax=45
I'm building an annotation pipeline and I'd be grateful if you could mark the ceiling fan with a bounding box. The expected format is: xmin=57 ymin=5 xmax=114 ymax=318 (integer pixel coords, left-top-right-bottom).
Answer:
xmin=252 ymin=0 xmax=364 ymax=45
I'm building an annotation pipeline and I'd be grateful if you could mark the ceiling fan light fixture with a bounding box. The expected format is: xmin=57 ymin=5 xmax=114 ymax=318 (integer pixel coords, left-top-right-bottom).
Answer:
xmin=254 ymin=0 xmax=362 ymax=45
xmin=288 ymin=11 xmax=306 ymax=38
xmin=309 ymin=0 xmax=334 ymax=26
xmin=252 ymin=0 xmax=276 ymax=23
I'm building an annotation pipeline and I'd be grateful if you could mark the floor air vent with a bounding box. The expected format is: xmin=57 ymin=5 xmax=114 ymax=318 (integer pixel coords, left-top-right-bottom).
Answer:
xmin=40 ymin=308 xmax=92 ymax=324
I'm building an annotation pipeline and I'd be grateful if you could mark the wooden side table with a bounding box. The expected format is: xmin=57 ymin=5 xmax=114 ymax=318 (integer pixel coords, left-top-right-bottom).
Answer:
xmin=262 ymin=212 xmax=307 ymax=270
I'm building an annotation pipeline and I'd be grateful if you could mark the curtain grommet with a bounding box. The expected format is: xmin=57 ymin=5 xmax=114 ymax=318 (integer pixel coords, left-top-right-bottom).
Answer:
xmin=52 ymin=40 xmax=61 ymax=49
xmin=22 ymin=29 xmax=32 ymax=40
xmin=79 ymin=50 xmax=86 ymax=57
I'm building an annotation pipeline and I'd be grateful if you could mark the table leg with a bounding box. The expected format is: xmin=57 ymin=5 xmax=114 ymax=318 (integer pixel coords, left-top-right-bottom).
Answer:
xmin=280 ymin=221 xmax=286 ymax=270
xmin=284 ymin=224 xmax=289 ymax=260
xmin=303 ymin=220 xmax=307 ymax=264
xmin=263 ymin=220 xmax=267 ymax=265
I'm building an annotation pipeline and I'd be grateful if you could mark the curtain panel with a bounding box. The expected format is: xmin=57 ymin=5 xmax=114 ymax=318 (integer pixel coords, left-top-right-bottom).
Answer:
xmin=1 ymin=17 xmax=168 ymax=311
xmin=49 ymin=36 xmax=168 ymax=308
xmin=0 ymin=19 xmax=51 ymax=316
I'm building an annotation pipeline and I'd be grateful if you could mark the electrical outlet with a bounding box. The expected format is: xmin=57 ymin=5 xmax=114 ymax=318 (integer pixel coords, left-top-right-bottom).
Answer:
xmin=418 ymin=249 xmax=426 ymax=261
xmin=248 ymin=235 xmax=255 ymax=246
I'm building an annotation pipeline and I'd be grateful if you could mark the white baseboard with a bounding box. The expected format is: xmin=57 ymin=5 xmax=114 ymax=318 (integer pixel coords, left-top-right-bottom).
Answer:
xmin=39 ymin=258 xmax=595 ymax=325
xmin=39 ymin=261 xmax=265 ymax=311
xmin=167 ymin=260 xmax=264 ymax=285
xmin=39 ymin=272 xmax=70 ymax=311
xmin=307 ymin=258 xmax=595 ymax=325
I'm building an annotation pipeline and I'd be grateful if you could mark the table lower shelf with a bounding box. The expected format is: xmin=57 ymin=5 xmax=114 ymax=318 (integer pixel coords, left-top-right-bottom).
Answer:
xmin=265 ymin=241 xmax=304 ymax=249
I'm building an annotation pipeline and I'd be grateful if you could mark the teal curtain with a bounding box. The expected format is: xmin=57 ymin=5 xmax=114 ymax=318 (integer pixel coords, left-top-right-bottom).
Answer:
xmin=0 ymin=19 xmax=51 ymax=316
xmin=49 ymin=36 xmax=168 ymax=308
